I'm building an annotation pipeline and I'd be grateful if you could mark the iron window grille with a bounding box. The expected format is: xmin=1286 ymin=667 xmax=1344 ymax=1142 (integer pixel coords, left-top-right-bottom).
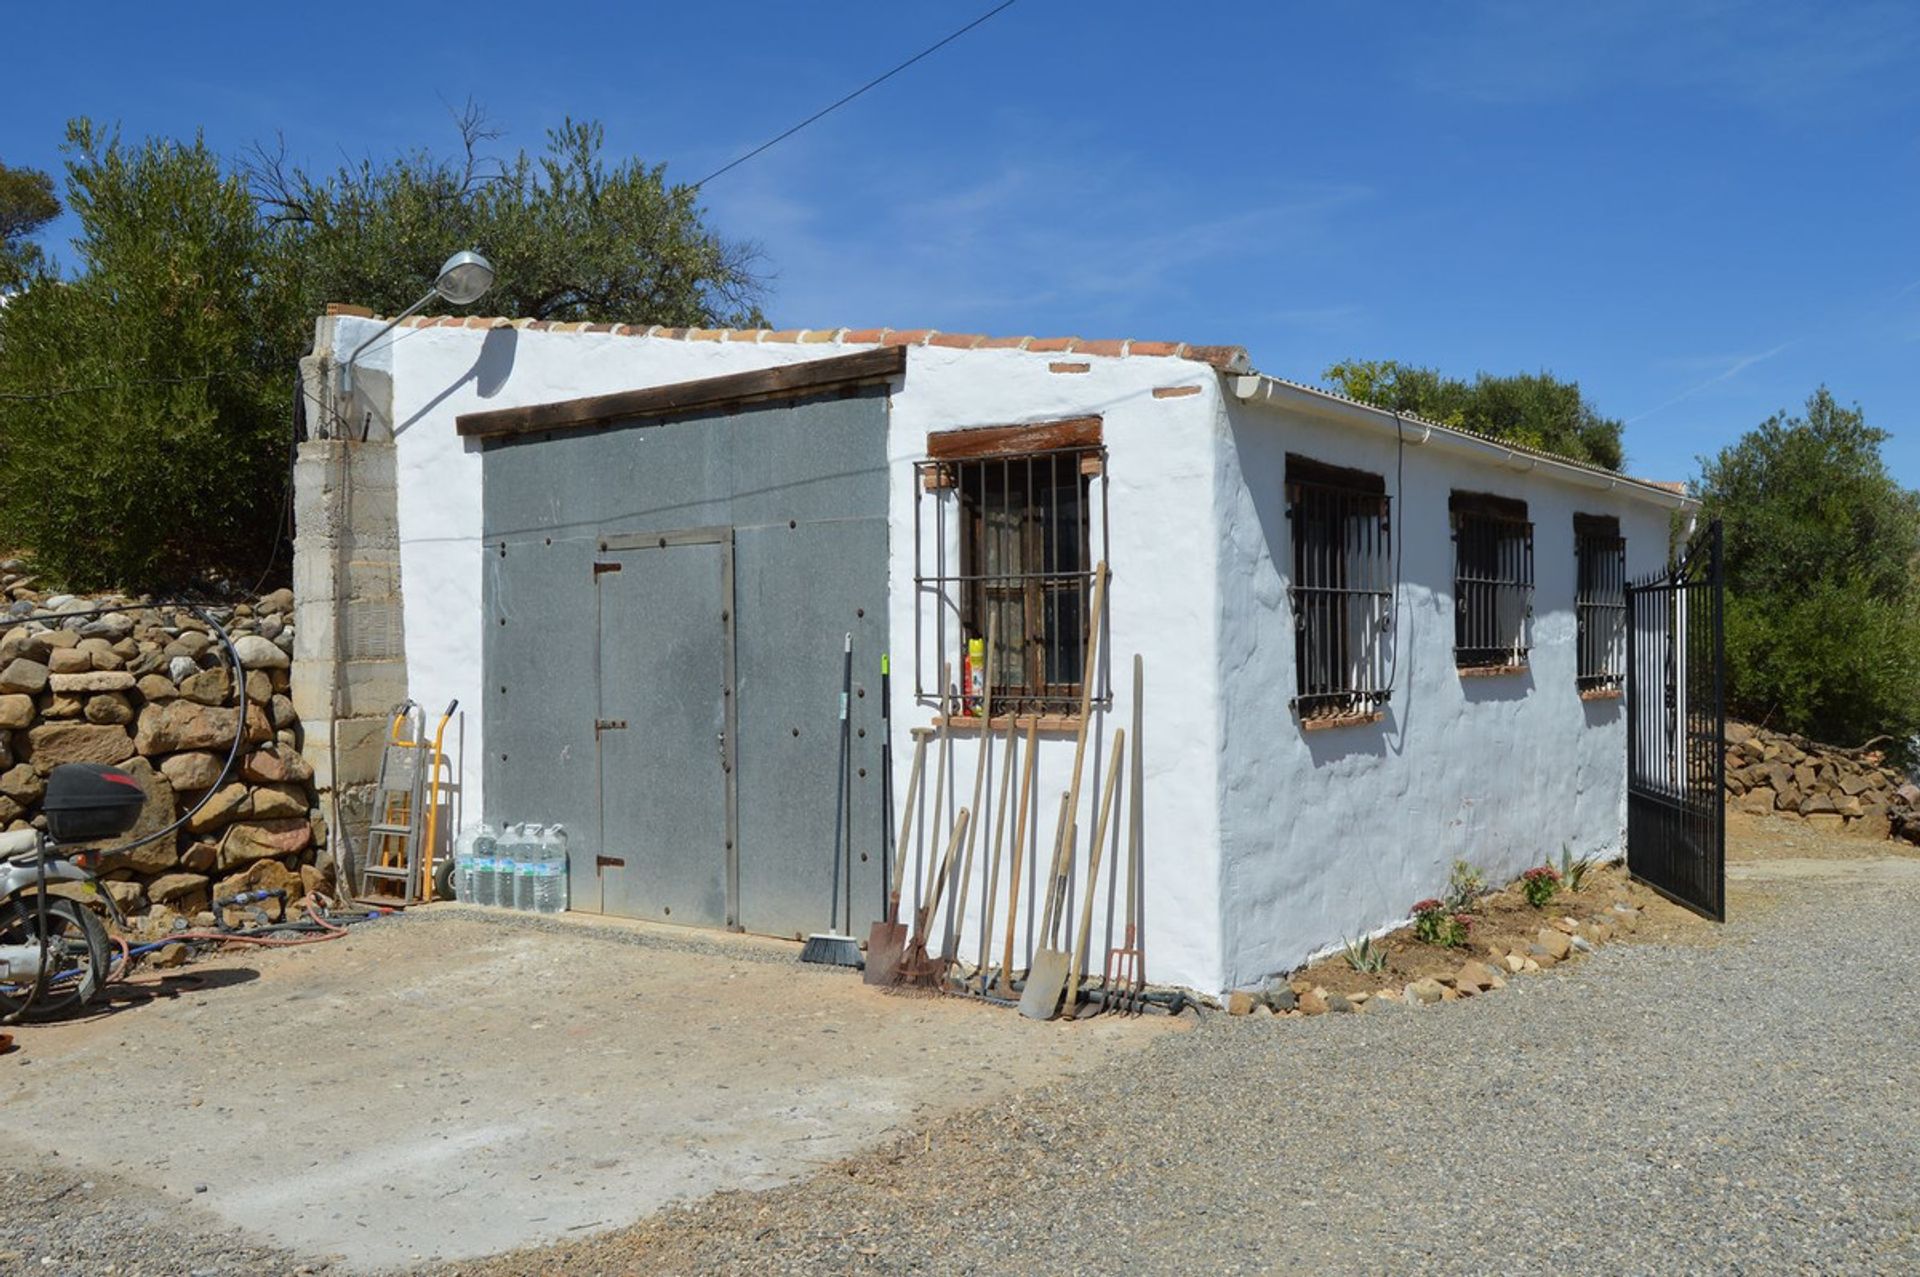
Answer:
xmin=913 ymin=444 xmax=1109 ymax=716
xmin=1451 ymin=491 xmax=1534 ymax=671
xmin=1575 ymin=513 xmax=1627 ymax=692
xmin=1286 ymin=455 xmax=1393 ymax=721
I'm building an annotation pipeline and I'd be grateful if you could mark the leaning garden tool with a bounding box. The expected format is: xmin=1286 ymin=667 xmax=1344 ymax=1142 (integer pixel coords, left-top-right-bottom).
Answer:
xmin=944 ymin=617 xmax=996 ymax=968
xmin=1065 ymin=729 xmax=1125 ymax=1021
xmin=802 ymin=633 xmax=861 ymax=967
xmin=1105 ymin=655 xmax=1147 ymax=1014
xmin=1017 ymin=792 xmax=1075 ymax=1020
xmin=922 ymin=663 xmax=954 ymax=910
xmin=996 ymin=717 xmax=1039 ymax=999
xmin=864 ymin=728 xmax=928 ymax=987
xmin=977 ymin=717 xmax=1017 ymax=995
xmin=897 ymin=808 xmax=969 ymax=989
xmin=1018 ymin=561 xmax=1108 ymax=1018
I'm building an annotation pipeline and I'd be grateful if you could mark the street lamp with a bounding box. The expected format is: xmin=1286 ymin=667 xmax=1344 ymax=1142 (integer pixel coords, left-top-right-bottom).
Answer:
xmin=339 ymin=249 xmax=497 ymax=398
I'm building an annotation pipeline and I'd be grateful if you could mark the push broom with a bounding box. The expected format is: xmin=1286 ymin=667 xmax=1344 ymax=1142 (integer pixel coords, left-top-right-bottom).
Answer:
xmin=802 ymin=633 xmax=862 ymax=967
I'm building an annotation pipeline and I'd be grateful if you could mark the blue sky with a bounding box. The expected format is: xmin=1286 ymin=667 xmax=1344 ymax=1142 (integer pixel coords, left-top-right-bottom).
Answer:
xmin=4 ymin=2 xmax=1916 ymax=485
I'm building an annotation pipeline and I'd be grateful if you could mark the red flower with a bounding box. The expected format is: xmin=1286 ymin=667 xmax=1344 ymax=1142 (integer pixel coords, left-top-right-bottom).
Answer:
xmin=1412 ymin=898 xmax=1443 ymax=914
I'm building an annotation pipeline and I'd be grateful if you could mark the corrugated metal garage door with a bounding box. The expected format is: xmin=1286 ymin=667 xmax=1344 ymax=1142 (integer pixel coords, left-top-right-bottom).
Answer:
xmin=481 ymin=387 xmax=889 ymax=938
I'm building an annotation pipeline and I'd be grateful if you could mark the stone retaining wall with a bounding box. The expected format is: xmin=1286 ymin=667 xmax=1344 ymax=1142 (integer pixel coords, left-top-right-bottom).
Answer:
xmin=0 ymin=569 xmax=326 ymax=931
xmin=1722 ymin=720 xmax=1900 ymax=837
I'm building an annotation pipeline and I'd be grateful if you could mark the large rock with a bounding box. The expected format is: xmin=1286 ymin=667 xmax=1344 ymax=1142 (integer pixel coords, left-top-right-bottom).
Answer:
xmin=136 ymin=673 xmax=177 ymax=702
xmin=85 ymin=693 xmax=135 ymax=725
xmin=47 ymin=647 xmax=91 ymax=675
xmin=0 ymin=693 xmax=33 ymax=729
xmin=0 ymin=657 xmax=48 ymax=694
xmin=241 ymin=743 xmax=313 ymax=786
xmin=178 ymin=668 xmax=231 ymax=706
xmin=135 ymin=700 xmax=241 ymax=755
xmin=1535 ymin=927 xmax=1573 ymax=961
xmin=185 ymin=782 xmax=251 ymax=834
xmin=160 ymin=750 xmax=228 ymax=791
xmin=79 ymin=612 xmax=134 ymax=641
xmin=24 ymin=722 xmax=135 ymax=772
xmin=0 ymin=764 xmax=44 ymax=805
xmin=216 ymin=817 xmax=312 ymax=869
xmin=90 ymin=758 xmax=177 ymax=868
xmin=50 ymin=670 xmax=135 ymax=694
xmin=259 ymin=588 xmax=294 ymax=614
xmin=147 ymin=872 xmax=210 ymax=909
xmin=232 ymin=634 xmax=290 ymax=671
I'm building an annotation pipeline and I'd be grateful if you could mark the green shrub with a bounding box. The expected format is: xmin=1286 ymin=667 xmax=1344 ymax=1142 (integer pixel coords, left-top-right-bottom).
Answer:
xmin=1521 ymin=866 xmax=1560 ymax=908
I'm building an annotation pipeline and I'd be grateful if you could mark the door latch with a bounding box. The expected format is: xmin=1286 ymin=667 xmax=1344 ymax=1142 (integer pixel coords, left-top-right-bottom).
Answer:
xmin=596 ymin=719 xmax=628 ymax=733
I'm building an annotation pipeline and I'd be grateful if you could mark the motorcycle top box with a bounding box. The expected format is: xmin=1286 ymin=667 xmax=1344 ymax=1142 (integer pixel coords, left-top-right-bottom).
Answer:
xmin=43 ymin=763 xmax=147 ymax=842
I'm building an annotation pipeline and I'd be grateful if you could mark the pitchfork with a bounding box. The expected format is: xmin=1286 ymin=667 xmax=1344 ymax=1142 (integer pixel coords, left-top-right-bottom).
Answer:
xmin=1104 ymin=655 xmax=1147 ymax=1015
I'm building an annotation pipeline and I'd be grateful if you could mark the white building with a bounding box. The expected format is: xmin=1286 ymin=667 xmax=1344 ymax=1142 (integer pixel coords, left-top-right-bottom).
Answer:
xmin=294 ymin=313 xmax=1694 ymax=995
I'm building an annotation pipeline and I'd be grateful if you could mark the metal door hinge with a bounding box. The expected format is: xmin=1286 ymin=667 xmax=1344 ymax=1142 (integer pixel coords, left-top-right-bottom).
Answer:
xmin=596 ymin=718 xmax=628 ymax=732
xmin=593 ymin=561 xmax=622 ymax=575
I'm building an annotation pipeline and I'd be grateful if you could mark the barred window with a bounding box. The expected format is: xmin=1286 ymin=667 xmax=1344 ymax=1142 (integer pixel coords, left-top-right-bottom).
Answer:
xmin=914 ymin=419 xmax=1108 ymax=717
xmin=1287 ymin=455 xmax=1393 ymax=722
xmin=1451 ymin=491 xmax=1533 ymax=671
xmin=1574 ymin=513 xmax=1627 ymax=693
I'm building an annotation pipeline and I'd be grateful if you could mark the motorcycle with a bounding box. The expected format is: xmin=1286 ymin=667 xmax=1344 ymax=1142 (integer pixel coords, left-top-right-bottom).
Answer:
xmin=0 ymin=762 xmax=146 ymax=1021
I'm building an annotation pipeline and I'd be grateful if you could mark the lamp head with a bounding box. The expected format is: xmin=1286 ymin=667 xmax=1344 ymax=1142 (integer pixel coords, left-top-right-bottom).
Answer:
xmin=433 ymin=250 xmax=495 ymax=306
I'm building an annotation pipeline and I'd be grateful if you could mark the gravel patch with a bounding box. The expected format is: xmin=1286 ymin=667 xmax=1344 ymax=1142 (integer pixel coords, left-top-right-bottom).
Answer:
xmin=442 ymin=867 xmax=1920 ymax=1275
xmin=0 ymin=1155 xmax=319 ymax=1276
xmin=8 ymin=851 xmax=1915 ymax=1274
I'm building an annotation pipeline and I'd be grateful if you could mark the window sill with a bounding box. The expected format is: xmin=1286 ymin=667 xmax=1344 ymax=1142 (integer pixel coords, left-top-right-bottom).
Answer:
xmin=934 ymin=713 xmax=1086 ymax=734
xmin=1579 ymin=686 xmax=1624 ymax=702
xmin=1457 ymin=664 xmax=1529 ymax=678
xmin=1299 ymin=710 xmax=1386 ymax=732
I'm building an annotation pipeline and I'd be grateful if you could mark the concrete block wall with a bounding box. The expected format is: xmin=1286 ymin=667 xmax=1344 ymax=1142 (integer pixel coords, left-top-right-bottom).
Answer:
xmin=292 ymin=342 xmax=410 ymax=889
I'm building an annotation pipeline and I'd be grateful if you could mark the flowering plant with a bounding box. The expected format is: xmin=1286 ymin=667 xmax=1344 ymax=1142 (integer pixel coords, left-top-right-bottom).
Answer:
xmin=1413 ymin=898 xmax=1471 ymax=948
xmin=1521 ymin=864 xmax=1561 ymax=908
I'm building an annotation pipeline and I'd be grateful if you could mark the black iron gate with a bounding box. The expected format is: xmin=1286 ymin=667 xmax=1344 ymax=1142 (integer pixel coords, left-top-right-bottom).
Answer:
xmin=1625 ymin=520 xmax=1725 ymax=919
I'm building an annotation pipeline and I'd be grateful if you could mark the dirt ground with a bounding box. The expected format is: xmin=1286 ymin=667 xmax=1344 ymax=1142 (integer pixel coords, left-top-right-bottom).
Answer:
xmin=0 ymin=907 xmax=1174 ymax=1271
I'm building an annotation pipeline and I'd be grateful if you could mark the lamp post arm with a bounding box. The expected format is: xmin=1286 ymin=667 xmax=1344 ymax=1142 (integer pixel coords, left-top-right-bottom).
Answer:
xmin=339 ymin=286 xmax=438 ymax=399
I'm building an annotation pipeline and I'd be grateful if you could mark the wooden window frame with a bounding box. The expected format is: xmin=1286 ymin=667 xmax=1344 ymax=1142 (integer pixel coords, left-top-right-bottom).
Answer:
xmin=1450 ymin=491 xmax=1534 ymax=673
xmin=1286 ymin=455 xmax=1393 ymax=724
xmin=914 ymin=419 xmax=1108 ymax=717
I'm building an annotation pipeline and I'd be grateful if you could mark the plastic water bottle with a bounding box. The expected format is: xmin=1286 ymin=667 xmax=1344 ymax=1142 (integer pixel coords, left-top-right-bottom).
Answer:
xmin=515 ymin=824 xmax=541 ymax=912
xmin=536 ymin=825 xmax=569 ymax=915
xmin=453 ymin=825 xmax=481 ymax=903
xmin=471 ymin=824 xmax=501 ymax=907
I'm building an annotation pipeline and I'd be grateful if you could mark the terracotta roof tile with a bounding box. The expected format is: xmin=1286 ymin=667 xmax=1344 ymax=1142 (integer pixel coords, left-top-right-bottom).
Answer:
xmin=365 ymin=313 xmax=1253 ymax=371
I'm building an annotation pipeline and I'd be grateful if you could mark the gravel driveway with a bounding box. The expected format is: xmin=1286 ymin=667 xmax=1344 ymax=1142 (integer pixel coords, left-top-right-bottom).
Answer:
xmin=446 ymin=847 xmax=1920 ymax=1275
xmin=8 ymin=829 xmax=1918 ymax=1275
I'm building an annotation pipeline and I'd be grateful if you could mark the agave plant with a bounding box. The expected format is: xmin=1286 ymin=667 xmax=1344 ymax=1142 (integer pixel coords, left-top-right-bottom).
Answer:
xmin=1558 ymin=843 xmax=1596 ymax=892
xmin=1343 ymin=934 xmax=1390 ymax=973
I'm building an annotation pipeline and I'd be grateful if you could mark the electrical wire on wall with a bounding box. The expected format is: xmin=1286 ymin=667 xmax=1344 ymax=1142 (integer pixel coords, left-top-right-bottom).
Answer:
xmin=1378 ymin=412 xmax=1409 ymax=700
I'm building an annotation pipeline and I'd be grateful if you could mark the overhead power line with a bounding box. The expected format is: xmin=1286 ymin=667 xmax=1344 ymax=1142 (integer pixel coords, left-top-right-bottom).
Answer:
xmin=692 ymin=0 xmax=1021 ymax=189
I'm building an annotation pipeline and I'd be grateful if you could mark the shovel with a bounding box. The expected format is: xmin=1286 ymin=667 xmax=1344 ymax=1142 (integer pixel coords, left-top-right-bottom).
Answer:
xmin=1017 ymin=563 xmax=1108 ymax=1019
xmin=1017 ymin=793 xmax=1076 ymax=1020
xmin=864 ymin=729 xmax=928 ymax=987
xmin=995 ymin=717 xmax=1039 ymax=1000
xmin=1065 ymin=729 xmax=1125 ymax=1020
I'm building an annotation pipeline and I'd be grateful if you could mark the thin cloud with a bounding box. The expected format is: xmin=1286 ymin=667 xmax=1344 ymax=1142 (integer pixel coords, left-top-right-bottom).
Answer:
xmin=1627 ymin=342 xmax=1794 ymax=424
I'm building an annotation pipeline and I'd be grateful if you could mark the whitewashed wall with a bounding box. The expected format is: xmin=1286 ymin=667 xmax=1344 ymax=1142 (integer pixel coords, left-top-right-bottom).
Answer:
xmin=316 ymin=318 xmax=1689 ymax=994
xmin=321 ymin=319 xmax=1228 ymax=991
xmin=1212 ymin=387 xmax=1683 ymax=988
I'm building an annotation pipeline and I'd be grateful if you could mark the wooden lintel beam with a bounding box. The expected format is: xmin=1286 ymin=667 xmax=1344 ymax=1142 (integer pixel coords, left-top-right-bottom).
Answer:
xmin=455 ymin=344 xmax=907 ymax=441
xmin=924 ymin=416 xmax=1103 ymax=461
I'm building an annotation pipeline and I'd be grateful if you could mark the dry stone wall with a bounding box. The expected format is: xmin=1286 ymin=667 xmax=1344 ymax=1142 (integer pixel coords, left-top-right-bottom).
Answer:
xmin=1722 ymin=720 xmax=1902 ymax=838
xmin=0 ymin=568 xmax=327 ymax=931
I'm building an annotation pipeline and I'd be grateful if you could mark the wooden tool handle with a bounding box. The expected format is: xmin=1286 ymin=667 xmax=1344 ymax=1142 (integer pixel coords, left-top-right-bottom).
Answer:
xmin=1067 ymin=730 xmax=1125 ymax=1002
xmin=914 ymin=808 xmax=969 ymax=939
xmin=886 ymin=734 xmax=928 ymax=923
xmin=999 ymin=717 xmax=1038 ymax=985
